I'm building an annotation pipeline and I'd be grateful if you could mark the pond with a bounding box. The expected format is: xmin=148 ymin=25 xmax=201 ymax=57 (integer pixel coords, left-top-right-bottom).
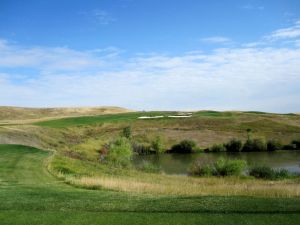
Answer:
xmin=133 ymin=151 xmax=300 ymax=175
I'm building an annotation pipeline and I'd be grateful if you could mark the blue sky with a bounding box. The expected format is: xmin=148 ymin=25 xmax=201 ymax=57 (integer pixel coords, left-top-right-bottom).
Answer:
xmin=0 ymin=0 xmax=300 ymax=112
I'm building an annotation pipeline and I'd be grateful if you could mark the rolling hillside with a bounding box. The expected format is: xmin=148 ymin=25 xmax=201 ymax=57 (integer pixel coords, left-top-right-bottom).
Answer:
xmin=0 ymin=106 xmax=132 ymax=124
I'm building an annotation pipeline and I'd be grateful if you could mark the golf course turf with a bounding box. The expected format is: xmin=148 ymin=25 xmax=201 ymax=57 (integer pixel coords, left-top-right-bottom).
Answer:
xmin=0 ymin=144 xmax=300 ymax=225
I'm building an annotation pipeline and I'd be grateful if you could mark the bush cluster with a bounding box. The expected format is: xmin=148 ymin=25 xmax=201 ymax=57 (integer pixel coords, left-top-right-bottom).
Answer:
xmin=214 ymin=158 xmax=247 ymax=176
xmin=224 ymin=139 xmax=243 ymax=152
xmin=242 ymin=138 xmax=267 ymax=152
xmin=190 ymin=159 xmax=293 ymax=179
xmin=209 ymin=144 xmax=226 ymax=152
xmin=271 ymin=139 xmax=300 ymax=151
xmin=206 ymin=138 xmax=300 ymax=153
xmin=169 ymin=140 xmax=197 ymax=154
xmin=105 ymin=137 xmax=133 ymax=168
xmin=249 ymin=166 xmax=290 ymax=180
xmin=189 ymin=158 xmax=247 ymax=177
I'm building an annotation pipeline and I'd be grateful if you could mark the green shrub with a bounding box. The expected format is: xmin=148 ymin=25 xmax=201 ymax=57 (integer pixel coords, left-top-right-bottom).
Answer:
xmin=190 ymin=158 xmax=247 ymax=177
xmin=121 ymin=126 xmax=132 ymax=139
xmin=132 ymin=142 xmax=152 ymax=155
xmin=225 ymin=139 xmax=243 ymax=152
xmin=242 ymin=138 xmax=267 ymax=152
xmin=203 ymin=148 xmax=210 ymax=153
xmin=137 ymin=161 xmax=161 ymax=173
xmin=249 ymin=166 xmax=290 ymax=180
xmin=151 ymin=136 xmax=165 ymax=154
xmin=169 ymin=140 xmax=196 ymax=153
xmin=209 ymin=144 xmax=226 ymax=152
xmin=189 ymin=162 xmax=213 ymax=176
xmin=275 ymin=169 xmax=290 ymax=179
xmin=249 ymin=166 xmax=274 ymax=179
xmin=106 ymin=137 xmax=133 ymax=167
xmin=291 ymin=140 xmax=300 ymax=150
xmin=282 ymin=144 xmax=295 ymax=150
xmin=267 ymin=139 xmax=282 ymax=151
xmin=213 ymin=158 xmax=247 ymax=176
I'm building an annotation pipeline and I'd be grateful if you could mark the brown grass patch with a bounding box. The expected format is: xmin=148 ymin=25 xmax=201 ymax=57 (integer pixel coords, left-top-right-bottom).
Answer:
xmin=65 ymin=174 xmax=300 ymax=197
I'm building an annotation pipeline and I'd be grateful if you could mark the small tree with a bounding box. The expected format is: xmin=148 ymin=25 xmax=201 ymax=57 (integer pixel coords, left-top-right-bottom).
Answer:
xmin=225 ymin=139 xmax=243 ymax=152
xmin=246 ymin=128 xmax=252 ymax=141
xmin=151 ymin=136 xmax=164 ymax=154
xmin=122 ymin=126 xmax=132 ymax=139
xmin=106 ymin=137 xmax=133 ymax=167
xmin=267 ymin=139 xmax=282 ymax=151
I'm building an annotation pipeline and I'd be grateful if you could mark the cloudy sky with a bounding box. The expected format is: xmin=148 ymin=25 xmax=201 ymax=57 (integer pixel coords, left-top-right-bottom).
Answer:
xmin=0 ymin=0 xmax=300 ymax=112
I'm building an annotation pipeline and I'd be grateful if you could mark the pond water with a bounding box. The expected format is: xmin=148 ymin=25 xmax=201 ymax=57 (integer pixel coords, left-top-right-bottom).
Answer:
xmin=133 ymin=151 xmax=300 ymax=175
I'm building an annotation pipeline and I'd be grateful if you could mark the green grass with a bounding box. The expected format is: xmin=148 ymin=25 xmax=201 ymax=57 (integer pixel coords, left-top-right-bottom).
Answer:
xmin=2 ymin=211 xmax=300 ymax=225
xmin=1 ymin=144 xmax=300 ymax=224
xmin=193 ymin=111 xmax=234 ymax=117
xmin=34 ymin=112 xmax=174 ymax=128
xmin=32 ymin=110 xmax=245 ymax=128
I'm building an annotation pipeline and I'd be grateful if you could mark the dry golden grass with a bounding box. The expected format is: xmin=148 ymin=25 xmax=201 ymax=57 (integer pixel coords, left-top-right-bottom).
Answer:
xmin=0 ymin=106 xmax=132 ymax=124
xmin=0 ymin=125 xmax=63 ymax=149
xmin=65 ymin=173 xmax=300 ymax=197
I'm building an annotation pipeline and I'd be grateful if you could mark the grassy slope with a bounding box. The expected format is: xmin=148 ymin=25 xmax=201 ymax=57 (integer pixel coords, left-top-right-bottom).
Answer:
xmin=33 ymin=111 xmax=300 ymax=150
xmin=34 ymin=111 xmax=173 ymax=127
xmin=0 ymin=144 xmax=300 ymax=225
xmin=0 ymin=106 xmax=131 ymax=124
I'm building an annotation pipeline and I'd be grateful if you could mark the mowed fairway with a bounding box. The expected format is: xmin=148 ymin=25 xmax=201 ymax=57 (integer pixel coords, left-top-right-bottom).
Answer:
xmin=0 ymin=145 xmax=300 ymax=225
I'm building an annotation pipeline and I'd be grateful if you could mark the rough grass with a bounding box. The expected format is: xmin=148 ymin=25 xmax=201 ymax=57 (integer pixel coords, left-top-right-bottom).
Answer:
xmin=0 ymin=106 xmax=132 ymax=124
xmin=1 ymin=144 xmax=300 ymax=224
xmin=1 ymin=110 xmax=300 ymax=161
xmin=50 ymin=153 xmax=300 ymax=197
xmin=28 ymin=110 xmax=300 ymax=150
xmin=66 ymin=175 xmax=300 ymax=197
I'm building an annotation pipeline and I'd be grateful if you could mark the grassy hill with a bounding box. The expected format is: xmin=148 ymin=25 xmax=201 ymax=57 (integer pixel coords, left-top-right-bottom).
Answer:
xmin=0 ymin=106 xmax=132 ymax=124
xmin=1 ymin=109 xmax=300 ymax=154
xmin=34 ymin=110 xmax=300 ymax=149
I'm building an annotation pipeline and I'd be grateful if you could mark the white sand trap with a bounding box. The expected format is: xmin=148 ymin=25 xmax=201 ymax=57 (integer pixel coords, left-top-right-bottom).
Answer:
xmin=167 ymin=115 xmax=192 ymax=118
xmin=138 ymin=116 xmax=164 ymax=119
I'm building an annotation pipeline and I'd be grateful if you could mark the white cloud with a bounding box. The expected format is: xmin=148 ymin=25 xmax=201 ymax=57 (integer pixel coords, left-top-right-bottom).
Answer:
xmin=200 ymin=36 xmax=232 ymax=44
xmin=0 ymin=42 xmax=123 ymax=72
xmin=264 ymin=20 xmax=300 ymax=41
xmin=1 ymin=23 xmax=300 ymax=112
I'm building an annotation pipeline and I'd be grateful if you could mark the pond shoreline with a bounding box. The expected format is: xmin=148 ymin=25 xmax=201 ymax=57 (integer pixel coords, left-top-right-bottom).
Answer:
xmin=133 ymin=150 xmax=300 ymax=175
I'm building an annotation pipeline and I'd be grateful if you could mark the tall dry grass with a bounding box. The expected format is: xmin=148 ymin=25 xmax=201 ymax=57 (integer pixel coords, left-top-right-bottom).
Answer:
xmin=64 ymin=174 xmax=300 ymax=197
